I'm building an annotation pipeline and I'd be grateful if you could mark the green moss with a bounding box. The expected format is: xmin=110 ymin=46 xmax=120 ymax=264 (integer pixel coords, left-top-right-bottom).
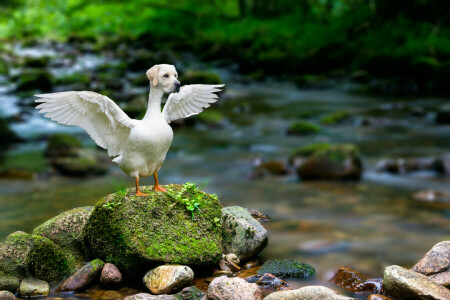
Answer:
xmin=0 ymin=271 xmax=20 ymax=292
xmin=33 ymin=206 xmax=93 ymax=260
xmin=14 ymin=70 xmax=53 ymax=92
xmin=0 ymin=58 xmax=8 ymax=75
xmin=257 ymin=259 xmax=315 ymax=278
xmin=291 ymin=143 xmax=332 ymax=157
xmin=287 ymin=121 xmax=321 ymax=135
xmin=83 ymin=184 xmax=223 ymax=275
xmin=45 ymin=133 xmax=81 ymax=158
xmin=320 ymin=110 xmax=350 ymax=125
xmin=1 ymin=150 xmax=47 ymax=172
xmin=196 ymin=110 xmax=224 ymax=126
xmin=0 ymin=232 xmax=77 ymax=282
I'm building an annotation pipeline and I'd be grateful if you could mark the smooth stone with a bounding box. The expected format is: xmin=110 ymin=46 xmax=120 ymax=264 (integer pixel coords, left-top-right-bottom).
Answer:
xmin=263 ymin=285 xmax=355 ymax=300
xmin=0 ymin=291 xmax=16 ymax=300
xmin=124 ymin=293 xmax=178 ymax=300
xmin=219 ymin=254 xmax=241 ymax=272
xmin=429 ymin=271 xmax=450 ymax=288
xmin=221 ymin=206 xmax=268 ymax=261
xmin=382 ymin=265 xmax=450 ymax=300
xmin=57 ymin=259 xmax=104 ymax=292
xmin=207 ymin=276 xmax=262 ymax=300
xmin=100 ymin=263 xmax=122 ymax=288
xmin=19 ymin=278 xmax=49 ymax=297
xmin=0 ymin=272 xmax=20 ymax=293
xmin=143 ymin=265 xmax=194 ymax=295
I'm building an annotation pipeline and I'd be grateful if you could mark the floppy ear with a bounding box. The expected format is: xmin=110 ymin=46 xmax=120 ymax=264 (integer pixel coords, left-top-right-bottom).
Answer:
xmin=146 ymin=65 xmax=160 ymax=87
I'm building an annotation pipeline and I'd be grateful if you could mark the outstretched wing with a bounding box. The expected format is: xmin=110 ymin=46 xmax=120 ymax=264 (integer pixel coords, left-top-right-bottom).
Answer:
xmin=35 ymin=91 xmax=136 ymax=157
xmin=162 ymin=84 xmax=224 ymax=123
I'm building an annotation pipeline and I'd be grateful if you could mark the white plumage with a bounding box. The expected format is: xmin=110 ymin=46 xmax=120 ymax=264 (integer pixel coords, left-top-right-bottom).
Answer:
xmin=35 ymin=64 xmax=224 ymax=195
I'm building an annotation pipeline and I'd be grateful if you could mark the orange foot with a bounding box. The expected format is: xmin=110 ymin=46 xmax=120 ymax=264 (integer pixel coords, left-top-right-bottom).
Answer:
xmin=153 ymin=185 xmax=167 ymax=192
xmin=136 ymin=190 xmax=149 ymax=197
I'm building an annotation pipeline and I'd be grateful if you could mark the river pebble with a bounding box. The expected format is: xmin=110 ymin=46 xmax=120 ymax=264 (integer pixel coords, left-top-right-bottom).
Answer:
xmin=19 ymin=277 xmax=49 ymax=297
xmin=207 ymin=276 xmax=262 ymax=300
xmin=143 ymin=265 xmax=194 ymax=295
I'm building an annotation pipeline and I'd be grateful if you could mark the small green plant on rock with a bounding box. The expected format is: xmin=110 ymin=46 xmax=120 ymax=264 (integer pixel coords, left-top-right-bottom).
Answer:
xmin=166 ymin=182 xmax=217 ymax=220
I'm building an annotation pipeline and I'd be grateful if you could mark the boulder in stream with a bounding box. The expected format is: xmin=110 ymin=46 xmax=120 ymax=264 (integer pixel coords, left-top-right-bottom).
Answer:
xmin=83 ymin=184 xmax=223 ymax=275
xmin=411 ymin=241 xmax=450 ymax=287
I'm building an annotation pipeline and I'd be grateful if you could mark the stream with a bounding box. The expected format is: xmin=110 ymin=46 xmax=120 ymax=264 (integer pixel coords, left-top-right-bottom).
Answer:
xmin=0 ymin=42 xmax=449 ymax=299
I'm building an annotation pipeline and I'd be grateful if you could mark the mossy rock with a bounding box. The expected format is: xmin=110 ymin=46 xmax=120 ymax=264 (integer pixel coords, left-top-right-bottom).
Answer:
xmin=0 ymin=232 xmax=77 ymax=282
xmin=50 ymin=150 xmax=108 ymax=177
xmin=14 ymin=70 xmax=53 ymax=92
xmin=45 ymin=133 xmax=81 ymax=158
xmin=257 ymin=259 xmax=315 ymax=278
xmin=179 ymin=70 xmax=222 ymax=85
xmin=320 ymin=111 xmax=350 ymax=125
xmin=83 ymin=184 xmax=223 ymax=275
xmin=436 ymin=102 xmax=450 ymax=124
xmin=286 ymin=121 xmax=321 ymax=136
xmin=195 ymin=110 xmax=225 ymax=127
xmin=295 ymin=143 xmax=362 ymax=181
xmin=0 ymin=271 xmax=20 ymax=293
xmin=55 ymin=72 xmax=91 ymax=90
xmin=290 ymin=143 xmax=333 ymax=158
xmin=32 ymin=206 xmax=94 ymax=260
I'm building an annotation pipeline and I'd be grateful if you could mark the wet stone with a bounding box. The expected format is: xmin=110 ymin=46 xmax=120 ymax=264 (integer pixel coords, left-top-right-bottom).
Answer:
xmin=143 ymin=265 xmax=194 ymax=295
xmin=367 ymin=294 xmax=393 ymax=300
xmin=264 ymin=285 xmax=355 ymax=300
xmin=100 ymin=263 xmax=122 ymax=288
xmin=246 ymin=209 xmax=272 ymax=223
xmin=124 ymin=293 xmax=178 ymax=300
xmin=19 ymin=277 xmax=49 ymax=297
xmin=175 ymin=286 xmax=205 ymax=300
xmin=411 ymin=241 xmax=450 ymax=287
xmin=254 ymin=273 xmax=291 ymax=297
xmin=330 ymin=266 xmax=381 ymax=293
xmin=57 ymin=259 xmax=105 ymax=292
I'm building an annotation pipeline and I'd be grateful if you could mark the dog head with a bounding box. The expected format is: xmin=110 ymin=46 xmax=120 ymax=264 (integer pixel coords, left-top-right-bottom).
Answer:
xmin=146 ymin=64 xmax=180 ymax=93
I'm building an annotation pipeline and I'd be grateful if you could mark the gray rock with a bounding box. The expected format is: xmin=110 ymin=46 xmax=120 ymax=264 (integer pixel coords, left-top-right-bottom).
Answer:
xmin=143 ymin=265 xmax=194 ymax=295
xmin=429 ymin=271 xmax=450 ymax=288
xmin=57 ymin=259 xmax=104 ymax=292
xmin=207 ymin=276 xmax=262 ymax=300
xmin=412 ymin=241 xmax=450 ymax=287
xmin=382 ymin=265 xmax=450 ymax=300
xmin=0 ymin=272 xmax=20 ymax=293
xmin=221 ymin=206 xmax=268 ymax=261
xmin=124 ymin=293 xmax=178 ymax=300
xmin=100 ymin=263 xmax=122 ymax=288
xmin=19 ymin=277 xmax=49 ymax=297
xmin=33 ymin=206 xmax=93 ymax=259
xmin=0 ymin=291 xmax=16 ymax=300
xmin=367 ymin=294 xmax=393 ymax=300
xmin=263 ymin=285 xmax=355 ymax=300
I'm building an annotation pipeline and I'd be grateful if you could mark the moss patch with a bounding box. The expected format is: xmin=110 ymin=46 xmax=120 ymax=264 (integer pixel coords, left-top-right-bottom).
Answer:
xmin=287 ymin=121 xmax=322 ymax=136
xmin=0 ymin=271 xmax=20 ymax=292
xmin=257 ymin=259 xmax=315 ymax=278
xmin=83 ymin=184 xmax=223 ymax=275
xmin=0 ymin=232 xmax=77 ymax=282
xmin=320 ymin=110 xmax=350 ymax=125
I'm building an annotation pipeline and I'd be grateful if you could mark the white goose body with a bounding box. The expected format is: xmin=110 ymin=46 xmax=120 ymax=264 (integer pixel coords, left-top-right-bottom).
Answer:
xmin=35 ymin=64 xmax=224 ymax=195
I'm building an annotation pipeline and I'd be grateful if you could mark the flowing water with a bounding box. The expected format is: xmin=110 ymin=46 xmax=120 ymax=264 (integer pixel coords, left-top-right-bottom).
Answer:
xmin=0 ymin=43 xmax=449 ymax=298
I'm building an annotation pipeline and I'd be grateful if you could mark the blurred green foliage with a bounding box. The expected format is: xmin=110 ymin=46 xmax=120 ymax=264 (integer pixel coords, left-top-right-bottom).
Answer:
xmin=1 ymin=0 xmax=449 ymax=92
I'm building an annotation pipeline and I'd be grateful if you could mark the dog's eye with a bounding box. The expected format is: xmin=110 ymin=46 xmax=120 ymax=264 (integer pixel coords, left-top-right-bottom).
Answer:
xmin=163 ymin=74 xmax=169 ymax=78
xmin=174 ymin=74 xmax=178 ymax=78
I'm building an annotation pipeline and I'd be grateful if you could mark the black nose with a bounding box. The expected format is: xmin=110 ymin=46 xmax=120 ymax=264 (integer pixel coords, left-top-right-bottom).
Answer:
xmin=175 ymin=81 xmax=181 ymax=92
